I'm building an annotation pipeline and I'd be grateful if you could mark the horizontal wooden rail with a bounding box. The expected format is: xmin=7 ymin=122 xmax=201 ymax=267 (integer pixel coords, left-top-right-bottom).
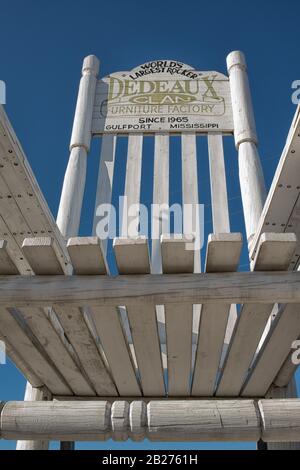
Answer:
xmin=0 ymin=272 xmax=300 ymax=306
xmin=0 ymin=400 xmax=300 ymax=442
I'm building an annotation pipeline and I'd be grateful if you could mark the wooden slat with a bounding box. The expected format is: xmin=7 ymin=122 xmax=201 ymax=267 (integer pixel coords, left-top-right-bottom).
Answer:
xmin=181 ymin=133 xmax=201 ymax=352
xmin=22 ymin=237 xmax=69 ymax=275
xmin=208 ymin=133 xmax=238 ymax=359
xmin=114 ymin=237 xmax=165 ymax=396
xmin=274 ymin=337 xmax=300 ymax=387
xmin=208 ymin=133 xmax=230 ymax=233
xmin=19 ymin=306 xmax=95 ymax=396
xmin=242 ymin=302 xmax=300 ymax=396
xmin=217 ymin=233 xmax=297 ymax=396
xmin=67 ymin=237 xmax=106 ymax=274
xmin=0 ymin=105 xmax=71 ymax=273
xmin=92 ymin=134 xmax=117 ymax=257
xmin=161 ymin=235 xmax=194 ymax=396
xmin=0 ymin=239 xmax=72 ymax=394
xmin=181 ymin=133 xmax=201 ymax=271
xmin=114 ymin=237 xmax=150 ymax=274
xmin=121 ymin=134 xmax=143 ymax=237
xmin=0 ymin=239 xmax=18 ymax=274
xmin=191 ymin=233 xmax=242 ymax=396
xmin=0 ymin=330 xmax=43 ymax=387
xmin=20 ymin=237 xmax=96 ymax=395
xmin=151 ymin=133 xmax=169 ymax=274
xmin=249 ymin=104 xmax=300 ymax=269
xmin=151 ymin=133 xmax=169 ymax=374
xmin=67 ymin=236 xmax=141 ymax=396
xmin=23 ymin=237 xmax=117 ymax=396
xmin=0 ymin=308 xmax=71 ymax=395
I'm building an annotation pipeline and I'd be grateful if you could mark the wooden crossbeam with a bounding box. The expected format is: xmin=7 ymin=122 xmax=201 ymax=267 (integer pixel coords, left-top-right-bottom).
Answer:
xmin=1 ymin=271 xmax=300 ymax=306
xmin=1 ymin=399 xmax=300 ymax=442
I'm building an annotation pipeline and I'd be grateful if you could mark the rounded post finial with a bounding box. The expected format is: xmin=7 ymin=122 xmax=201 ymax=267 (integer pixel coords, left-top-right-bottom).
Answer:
xmin=82 ymin=55 xmax=100 ymax=76
xmin=226 ymin=51 xmax=246 ymax=73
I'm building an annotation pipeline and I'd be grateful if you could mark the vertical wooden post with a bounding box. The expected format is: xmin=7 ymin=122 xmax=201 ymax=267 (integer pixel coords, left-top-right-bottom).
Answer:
xmin=227 ymin=51 xmax=266 ymax=249
xmin=57 ymin=55 xmax=99 ymax=237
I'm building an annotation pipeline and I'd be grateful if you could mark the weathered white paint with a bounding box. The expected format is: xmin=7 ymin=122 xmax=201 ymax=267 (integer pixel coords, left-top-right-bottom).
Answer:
xmin=217 ymin=233 xmax=297 ymax=396
xmin=113 ymin=237 xmax=165 ymax=396
xmin=67 ymin=236 xmax=106 ymax=274
xmin=0 ymin=105 xmax=70 ymax=274
xmin=1 ymin=271 xmax=300 ymax=306
xmin=161 ymin=235 xmax=194 ymax=396
xmin=151 ymin=133 xmax=169 ymax=274
xmin=227 ymin=51 xmax=266 ymax=245
xmin=22 ymin=238 xmax=117 ymax=396
xmin=121 ymin=134 xmax=143 ymax=237
xmin=249 ymin=103 xmax=300 ymax=268
xmin=207 ymin=133 xmax=230 ymax=233
xmin=92 ymin=62 xmax=233 ymax=134
xmin=192 ymin=234 xmax=242 ymax=396
xmin=22 ymin=237 xmax=69 ymax=275
xmin=65 ymin=237 xmax=142 ymax=396
xmin=92 ymin=134 xmax=117 ymax=258
xmin=242 ymin=302 xmax=300 ymax=397
xmin=3 ymin=399 xmax=300 ymax=442
xmin=16 ymin=384 xmax=51 ymax=450
xmin=57 ymin=56 xmax=99 ymax=238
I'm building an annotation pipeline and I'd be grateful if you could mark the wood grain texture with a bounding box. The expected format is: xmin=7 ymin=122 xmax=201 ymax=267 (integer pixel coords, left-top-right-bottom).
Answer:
xmin=0 ymin=105 xmax=71 ymax=274
xmin=22 ymin=237 xmax=69 ymax=275
xmin=208 ymin=133 xmax=230 ymax=233
xmin=22 ymin=238 xmax=117 ymax=396
xmin=121 ymin=134 xmax=143 ymax=237
xmin=93 ymin=134 xmax=117 ymax=258
xmin=227 ymin=51 xmax=266 ymax=242
xmin=1 ymin=271 xmax=300 ymax=307
xmin=161 ymin=235 xmax=194 ymax=396
xmin=16 ymin=383 xmax=51 ymax=450
xmin=192 ymin=234 xmax=242 ymax=396
xmin=259 ymin=399 xmax=300 ymax=443
xmin=148 ymin=400 xmax=260 ymax=441
xmin=242 ymin=302 xmax=300 ymax=397
xmin=67 ymin=236 xmax=106 ymax=274
xmin=89 ymin=305 xmax=141 ymax=396
xmin=2 ymin=401 xmax=111 ymax=441
xmin=2 ymin=399 xmax=300 ymax=442
xmin=217 ymin=233 xmax=297 ymax=396
xmin=113 ymin=237 xmax=165 ymax=396
xmin=249 ymin=103 xmax=300 ymax=269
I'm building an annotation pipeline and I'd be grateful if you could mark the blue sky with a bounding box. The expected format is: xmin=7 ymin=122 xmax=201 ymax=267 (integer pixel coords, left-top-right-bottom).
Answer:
xmin=0 ymin=0 xmax=300 ymax=450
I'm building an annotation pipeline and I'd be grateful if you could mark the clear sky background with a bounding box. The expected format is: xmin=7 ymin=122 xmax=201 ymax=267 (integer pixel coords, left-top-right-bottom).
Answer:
xmin=0 ymin=0 xmax=300 ymax=450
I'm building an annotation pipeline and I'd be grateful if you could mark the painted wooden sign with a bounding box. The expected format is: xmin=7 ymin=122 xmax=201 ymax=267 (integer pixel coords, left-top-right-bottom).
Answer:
xmin=91 ymin=60 xmax=233 ymax=134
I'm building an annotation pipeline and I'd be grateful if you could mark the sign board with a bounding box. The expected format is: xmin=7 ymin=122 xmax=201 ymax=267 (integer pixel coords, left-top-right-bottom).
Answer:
xmin=92 ymin=60 xmax=233 ymax=134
